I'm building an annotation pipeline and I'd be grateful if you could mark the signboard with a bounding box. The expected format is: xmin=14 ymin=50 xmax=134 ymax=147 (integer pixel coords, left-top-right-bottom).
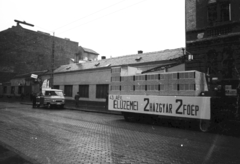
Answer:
xmin=225 ymin=85 xmax=237 ymax=96
xmin=31 ymin=74 xmax=38 ymax=79
xmin=109 ymin=94 xmax=211 ymax=120
xmin=225 ymin=89 xmax=237 ymax=96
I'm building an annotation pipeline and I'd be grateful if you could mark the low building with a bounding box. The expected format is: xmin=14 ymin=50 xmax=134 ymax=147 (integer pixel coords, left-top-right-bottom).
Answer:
xmin=0 ymin=70 xmax=49 ymax=98
xmin=40 ymin=48 xmax=185 ymax=108
xmin=1 ymin=48 xmax=187 ymax=108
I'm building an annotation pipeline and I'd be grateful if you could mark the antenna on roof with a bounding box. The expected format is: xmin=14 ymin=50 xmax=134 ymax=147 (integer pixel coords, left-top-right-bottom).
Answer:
xmin=14 ymin=20 xmax=34 ymax=27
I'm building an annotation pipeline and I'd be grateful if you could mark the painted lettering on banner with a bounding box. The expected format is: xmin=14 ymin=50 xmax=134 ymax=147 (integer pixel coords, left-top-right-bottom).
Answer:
xmin=108 ymin=94 xmax=210 ymax=120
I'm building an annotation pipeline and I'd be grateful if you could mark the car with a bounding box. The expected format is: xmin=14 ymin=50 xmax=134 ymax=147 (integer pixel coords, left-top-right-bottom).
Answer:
xmin=36 ymin=88 xmax=65 ymax=109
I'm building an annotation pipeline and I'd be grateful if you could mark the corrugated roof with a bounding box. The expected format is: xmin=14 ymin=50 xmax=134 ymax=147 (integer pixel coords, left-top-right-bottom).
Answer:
xmin=82 ymin=47 xmax=99 ymax=55
xmin=54 ymin=48 xmax=183 ymax=73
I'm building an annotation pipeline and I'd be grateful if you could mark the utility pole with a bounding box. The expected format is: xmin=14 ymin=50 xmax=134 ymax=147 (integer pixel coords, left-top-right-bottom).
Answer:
xmin=51 ymin=32 xmax=55 ymax=88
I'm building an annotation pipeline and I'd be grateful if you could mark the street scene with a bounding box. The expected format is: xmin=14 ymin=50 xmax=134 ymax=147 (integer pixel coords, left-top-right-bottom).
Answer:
xmin=1 ymin=0 xmax=240 ymax=163
xmin=0 ymin=101 xmax=240 ymax=164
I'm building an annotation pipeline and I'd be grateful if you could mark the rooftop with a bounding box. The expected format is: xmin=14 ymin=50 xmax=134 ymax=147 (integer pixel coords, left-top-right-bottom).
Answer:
xmin=82 ymin=47 xmax=99 ymax=55
xmin=54 ymin=48 xmax=183 ymax=73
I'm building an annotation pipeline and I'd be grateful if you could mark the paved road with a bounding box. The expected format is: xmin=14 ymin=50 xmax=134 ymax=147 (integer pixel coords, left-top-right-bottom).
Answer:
xmin=0 ymin=102 xmax=240 ymax=164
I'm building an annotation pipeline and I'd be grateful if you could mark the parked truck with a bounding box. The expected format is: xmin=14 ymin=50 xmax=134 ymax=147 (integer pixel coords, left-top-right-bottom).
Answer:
xmin=36 ymin=88 xmax=65 ymax=109
xmin=108 ymin=66 xmax=240 ymax=132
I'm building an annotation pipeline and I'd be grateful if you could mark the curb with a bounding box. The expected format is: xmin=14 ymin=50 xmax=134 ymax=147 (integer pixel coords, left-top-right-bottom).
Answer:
xmin=67 ymin=107 xmax=121 ymax=115
xmin=0 ymin=141 xmax=38 ymax=164
xmin=19 ymin=102 xmax=121 ymax=115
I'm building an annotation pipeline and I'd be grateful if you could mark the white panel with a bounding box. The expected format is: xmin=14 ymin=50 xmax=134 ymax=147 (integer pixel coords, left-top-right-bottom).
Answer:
xmin=109 ymin=94 xmax=211 ymax=120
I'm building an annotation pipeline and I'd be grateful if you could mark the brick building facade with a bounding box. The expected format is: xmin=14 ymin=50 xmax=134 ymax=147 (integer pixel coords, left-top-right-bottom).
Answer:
xmin=0 ymin=24 xmax=79 ymax=83
xmin=186 ymin=0 xmax=240 ymax=79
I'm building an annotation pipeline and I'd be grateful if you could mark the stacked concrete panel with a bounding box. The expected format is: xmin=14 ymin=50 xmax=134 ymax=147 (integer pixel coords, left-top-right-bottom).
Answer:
xmin=110 ymin=67 xmax=122 ymax=95
xmin=110 ymin=67 xmax=208 ymax=96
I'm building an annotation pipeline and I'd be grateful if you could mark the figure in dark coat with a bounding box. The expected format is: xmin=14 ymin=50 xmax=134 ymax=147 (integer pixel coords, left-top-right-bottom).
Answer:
xmin=32 ymin=92 xmax=37 ymax=108
xmin=105 ymin=92 xmax=109 ymax=109
xmin=75 ymin=92 xmax=80 ymax=107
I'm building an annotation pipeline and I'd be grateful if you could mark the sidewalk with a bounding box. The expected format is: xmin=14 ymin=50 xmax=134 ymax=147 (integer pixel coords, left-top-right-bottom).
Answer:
xmin=0 ymin=97 xmax=120 ymax=164
xmin=0 ymin=141 xmax=34 ymax=164
xmin=0 ymin=97 xmax=121 ymax=115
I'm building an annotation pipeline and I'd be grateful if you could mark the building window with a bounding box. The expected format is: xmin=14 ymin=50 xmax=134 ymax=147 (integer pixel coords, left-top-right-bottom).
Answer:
xmin=64 ymin=85 xmax=73 ymax=97
xmin=208 ymin=1 xmax=231 ymax=25
xmin=96 ymin=84 xmax=109 ymax=99
xmin=79 ymin=85 xmax=89 ymax=98
xmin=220 ymin=2 xmax=231 ymax=22
xmin=53 ymin=85 xmax=60 ymax=89
xmin=208 ymin=2 xmax=218 ymax=24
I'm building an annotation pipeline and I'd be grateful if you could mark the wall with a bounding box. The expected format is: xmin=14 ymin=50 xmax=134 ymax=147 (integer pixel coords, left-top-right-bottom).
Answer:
xmin=53 ymin=68 xmax=111 ymax=102
xmin=51 ymin=62 xmax=185 ymax=103
xmin=186 ymin=0 xmax=240 ymax=32
xmin=186 ymin=0 xmax=240 ymax=76
xmin=186 ymin=35 xmax=240 ymax=78
xmin=0 ymin=25 xmax=78 ymax=82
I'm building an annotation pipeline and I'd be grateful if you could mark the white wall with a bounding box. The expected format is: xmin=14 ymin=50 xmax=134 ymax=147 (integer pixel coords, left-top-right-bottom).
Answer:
xmin=51 ymin=63 xmax=185 ymax=101
xmin=54 ymin=68 xmax=111 ymax=101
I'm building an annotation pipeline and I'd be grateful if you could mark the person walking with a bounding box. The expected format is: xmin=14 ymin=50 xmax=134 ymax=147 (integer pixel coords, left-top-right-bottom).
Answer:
xmin=32 ymin=92 xmax=37 ymax=108
xmin=74 ymin=92 xmax=80 ymax=107
xmin=105 ymin=92 xmax=109 ymax=110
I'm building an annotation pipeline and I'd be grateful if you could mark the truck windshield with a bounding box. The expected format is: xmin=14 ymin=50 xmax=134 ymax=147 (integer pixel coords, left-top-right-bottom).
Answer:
xmin=55 ymin=91 xmax=64 ymax=97
xmin=45 ymin=91 xmax=64 ymax=97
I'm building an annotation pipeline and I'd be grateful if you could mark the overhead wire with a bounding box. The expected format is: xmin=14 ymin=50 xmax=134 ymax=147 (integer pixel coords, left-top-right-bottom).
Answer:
xmin=58 ymin=0 xmax=147 ymax=35
xmin=53 ymin=0 xmax=127 ymax=31
xmin=34 ymin=25 xmax=54 ymax=34
xmin=1 ymin=0 xmax=146 ymax=53
xmin=2 ymin=0 xmax=129 ymax=43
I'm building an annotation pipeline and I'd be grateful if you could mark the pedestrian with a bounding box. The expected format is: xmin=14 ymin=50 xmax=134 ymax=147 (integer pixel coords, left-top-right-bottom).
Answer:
xmin=21 ymin=92 xmax=24 ymax=101
xmin=74 ymin=92 xmax=80 ymax=107
xmin=105 ymin=92 xmax=109 ymax=110
xmin=32 ymin=92 xmax=37 ymax=108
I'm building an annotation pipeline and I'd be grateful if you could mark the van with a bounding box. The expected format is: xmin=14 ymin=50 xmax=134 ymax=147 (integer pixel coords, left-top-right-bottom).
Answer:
xmin=36 ymin=88 xmax=65 ymax=108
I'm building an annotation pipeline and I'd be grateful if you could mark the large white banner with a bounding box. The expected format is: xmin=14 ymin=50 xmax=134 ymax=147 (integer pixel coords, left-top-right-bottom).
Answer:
xmin=109 ymin=94 xmax=211 ymax=120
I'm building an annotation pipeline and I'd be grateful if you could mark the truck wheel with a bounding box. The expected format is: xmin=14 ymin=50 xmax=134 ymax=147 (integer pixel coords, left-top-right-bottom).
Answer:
xmin=47 ymin=103 xmax=51 ymax=109
xmin=122 ymin=112 xmax=138 ymax=122
xmin=123 ymin=112 xmax=130 ymax=121
xmin=199 ymin=120 xmax=211 ymax=132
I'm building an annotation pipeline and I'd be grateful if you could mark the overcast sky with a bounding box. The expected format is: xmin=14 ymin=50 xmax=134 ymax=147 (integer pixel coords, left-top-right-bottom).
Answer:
xmin=0 ymin=0 xmax=185 ymax=59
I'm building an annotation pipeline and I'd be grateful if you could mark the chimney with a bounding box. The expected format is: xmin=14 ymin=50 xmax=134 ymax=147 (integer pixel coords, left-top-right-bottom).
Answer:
xmin=101 ymin=56 xmax=106 ymax=60
xmin=138 ymin=50 xmax=143 ymax=54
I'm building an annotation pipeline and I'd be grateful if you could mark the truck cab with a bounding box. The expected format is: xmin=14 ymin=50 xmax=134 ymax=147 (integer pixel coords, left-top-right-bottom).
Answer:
xmin=36 ymin=88 xmax=65 ymax=109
